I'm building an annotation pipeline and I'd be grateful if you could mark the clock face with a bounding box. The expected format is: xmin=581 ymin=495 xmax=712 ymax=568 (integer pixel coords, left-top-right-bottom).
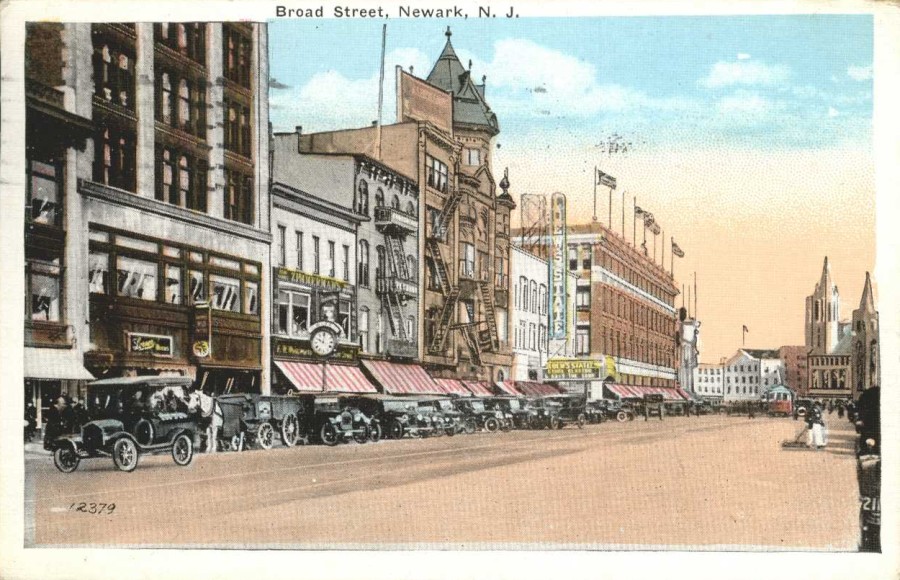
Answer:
xmin=310 ymin=328 xmax=336 ymax=357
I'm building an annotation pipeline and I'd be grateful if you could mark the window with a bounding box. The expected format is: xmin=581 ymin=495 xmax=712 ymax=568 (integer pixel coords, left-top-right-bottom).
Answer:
xmin=391 ymin=195 xmax=401 ymax=210
xmin=224 ymin=168 xmax=253 ymax=224
xmin=530 ymin=281 xmax=538 ymax=314
xmin=359 ymin=307 xmax=369 ymax=352
xmin=576 ymin=286 xmax=590 ymax=308
xmin=521 ymin=276 xmax=529 ymax=311
xmin=478 ymin=250 xmax=489 ymax=282
xmin=117 ymin=256 xmax=157 ymax=301
xmin=427 ymin=206 xmax=441 ymax=237
xmin=328 ymin=241 xmax=336 ymax=278
xmin=376 ymin=312 xmax=384 ymax=353
xmin=277 ymin=290 xmax=310 ymax=336
xmin=529 ymin=323 xmax=536 ymax=350
xmin=568 ymin=247 xmax=578 ymax=271
xmin=426 ymin=258 xmax=439 ymax=290
xmin=339 ymin=300 xmax=351 ymax=337
xmin=210 ymin=275 xmax=240 ymax=312
xmin=27 ymin=157 xmax=62 ymax=226
xmin=156 ymin=69 xmax=205 ymax=136
xmin=356 ymin=181 xmax=369 ymax=215
xmin=496 ymin=308 xmax=508 ymax=342
xmin=223 ymin=25 xmax=252 ymax=87
xmin=155 ymin=23 xmax=206 ymax=63
xmin=374 ymin=188 xmax=384 ymax=207
xmin=465 ymin=147 xmax=480 ymax=166
xmin=495 ymin=256 xmax=507 ymax=288
xmin=27 ymin=249 xmax=61 ymax=322
xmin=164 ymin=264 xmax=182 ymax=304
xmin=406 ymin=316 xmax=415 ymax=341
xmin=426 ymin=155 xmax=449 ymax=192
xmin=576 ymin=326 xmax=590 ymax=355
xmin=539 ymin=285 xmax=547 ymax=315
xmin=406 ymin=201 xmax=416 ymax=217
xmin=312 ymin=236 xmax=320 ymax=275
xmin=406 ymin=255 xmax=416 ymax=281
xmin=92 ymin=35 xmax=134 ymax=110
xmin=242 ymin=280 xmax=258 ymax=315
xmin=459 ymin=243 xmax=475 ymax=278
xmin=277 ymin=225 xmax=286 ymax=266
xmin=343 ymin=245 xmax=350 ymax=281
xmin=89 ymin=252 xmax=109 ymax=294
xmin=94 ymin=127 xmax=136 ymax=192
xmin=357 ymin=240 xmax=369 ymax=287
xmin=582 ymin=246 xmax=592 ymax=270
xmin=189 ymin=270 xmax=205 ymax=303
xmin=224 ymin=99 xmax=251 ymax=157
xmin=295 ymin=231 xmax=303 ymax=270
xmin=375 ymin=246 xmax=386 ymax=280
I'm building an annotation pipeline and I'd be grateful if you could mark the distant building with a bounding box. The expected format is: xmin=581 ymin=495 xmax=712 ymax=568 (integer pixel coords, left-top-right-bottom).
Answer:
xmin=723 ymin=350 xmax=762 ymax=402
xmin=743 ymin=349 xmax=786 ymax=392
xmin=805 ymin=257 xmax=840 ymax=353
xmin=677 ymin=318 xmax=700 ymax=394
xmin=777 ymin=345 xmax=808 ymax=395
xmin=510 ymin=246 xmax=549 ymax=381
xmin=851 ymin=272 xmax=880 ymax=396
xmin=693 ymin=363 xmax=724 ymax=401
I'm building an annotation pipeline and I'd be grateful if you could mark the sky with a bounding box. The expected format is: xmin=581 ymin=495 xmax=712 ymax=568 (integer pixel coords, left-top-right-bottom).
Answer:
xmin=268 ymin=15 xmax=875 ymax=363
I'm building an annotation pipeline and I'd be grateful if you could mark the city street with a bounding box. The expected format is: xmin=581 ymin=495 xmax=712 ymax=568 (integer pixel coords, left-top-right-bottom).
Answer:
xmin=25 ymin=413 xmax=860 ymax=550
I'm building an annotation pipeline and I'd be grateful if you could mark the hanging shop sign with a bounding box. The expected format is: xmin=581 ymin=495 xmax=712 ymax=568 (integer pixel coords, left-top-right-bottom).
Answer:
xmin=545 ymin=358 xmax=602 ymax=381
xmin=273 ymin=336 xmax=359 ymax=362
xmin=548 ymin=192 xmax=569 ymax=339
xmin=127 ymin=332 xmax=173 ymax=357
xmin=276 ymin=267 xmax=348 ymax=291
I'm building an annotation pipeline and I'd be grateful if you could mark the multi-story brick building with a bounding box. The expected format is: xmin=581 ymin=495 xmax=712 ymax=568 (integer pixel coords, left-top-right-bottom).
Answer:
xmin=777 ymin=345 xmax=808 ymax=395
xmin=23 ymin=22 xmax=271 ymax=424
xmin=294 ymin=29 xmax=514 ymax=383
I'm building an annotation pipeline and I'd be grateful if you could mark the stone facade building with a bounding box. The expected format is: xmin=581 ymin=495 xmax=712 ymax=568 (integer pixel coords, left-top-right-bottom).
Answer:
xmin=850 ymin=272 xmax=880 ymax=396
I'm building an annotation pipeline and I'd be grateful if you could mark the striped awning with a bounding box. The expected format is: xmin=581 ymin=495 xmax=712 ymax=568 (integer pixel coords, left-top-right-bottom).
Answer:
xmin=510 ymin=381 xmax=562 ymax=397
xmin=676 ymin=388 xmax=693 ymax=401
xmin=434 ymin=378 xmax=471 ymax=396
xmin=326 ymin=364 xmax=377 ymax=394
xmin=605 ymin=384 xmax=688 ymax=402
xmin=361 ymin=360 xmax=444 ymax=395
xmin=274 ymin=360 xmax=324 ymax=392
xmin=496 ymin=381 xmax=524 ymax=396
xmin=462 ymin=380 xmax=495 ymax=397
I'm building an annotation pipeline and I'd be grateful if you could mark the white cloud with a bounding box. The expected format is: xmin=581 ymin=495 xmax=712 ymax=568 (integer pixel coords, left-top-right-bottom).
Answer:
xmin=700 ymin=60 xmax=790 ymax=89
xmin=828 ymin=107 xmax=840 ymax=118
xmin=737 ymin=53 xmax=751 ymax=60
xmin=847 ymin=65 xmax=873 ymax=81
xmin=717 ymin=93 xmax=772 ymax=117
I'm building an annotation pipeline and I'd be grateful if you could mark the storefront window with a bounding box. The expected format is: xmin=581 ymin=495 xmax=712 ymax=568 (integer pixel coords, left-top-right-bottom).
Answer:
xmin=244 ymin=280 xmax=258 ymax=315
xmin=27 ymin=159 xmax=61 ymax=226
xmin=89 ymin=252 xmax=109 ymax=294
xmin=164 ymin=264 xmax=182 ymax=304
xmin=189 ymin=270 xmax=205 ymax=302
xmin=210 ymin=275 xmax=240 ymax=312
xmin=117 ymin=256 xmax=157 ymax=300
xmin=277 ymin=290 xmax=310 ymax=336
xmin=339 ymin=300 xmax=350 ymax=337
xmin=30 ymin=272 xmax=60 ymax=321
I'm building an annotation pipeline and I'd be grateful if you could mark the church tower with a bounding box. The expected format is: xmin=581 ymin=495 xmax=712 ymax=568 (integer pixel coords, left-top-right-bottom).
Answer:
xmin=805 ymin=257 xmax=840 ymax=353
xmin=851 ymin=272 xmax=879 ymax=393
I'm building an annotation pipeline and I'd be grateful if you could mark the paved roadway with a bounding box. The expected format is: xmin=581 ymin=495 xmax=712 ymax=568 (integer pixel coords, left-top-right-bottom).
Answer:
xmin=25 ymin=412 xmax=860 ymax=550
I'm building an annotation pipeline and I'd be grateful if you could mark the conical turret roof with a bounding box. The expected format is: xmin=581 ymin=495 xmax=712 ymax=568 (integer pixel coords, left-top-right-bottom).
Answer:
xmin=859 ymin=272 xmax=875 ymax=312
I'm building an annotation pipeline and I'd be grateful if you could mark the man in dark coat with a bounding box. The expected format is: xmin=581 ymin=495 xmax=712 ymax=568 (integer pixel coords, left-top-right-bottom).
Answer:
xmin=43 ymin=396 xmax=69 ymax=450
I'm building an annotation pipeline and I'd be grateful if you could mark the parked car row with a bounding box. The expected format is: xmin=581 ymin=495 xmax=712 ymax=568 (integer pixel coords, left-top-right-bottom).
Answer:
xmin=47 ymin=376 xmax=688 ymax=474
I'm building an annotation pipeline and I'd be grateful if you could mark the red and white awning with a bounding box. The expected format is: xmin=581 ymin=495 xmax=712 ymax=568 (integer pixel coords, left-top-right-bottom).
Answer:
xmin=274 ymin=360 xmax=324 ymax=392
xmin=510 ymin=381 xmax=562 ymax=397
xmin=434 ymin=378 xmax=472 ymax=396
xmin=326 ymin=364 xmax=377 ymax=394
xmin=462 ymin=380 xmax=495 ymax=397
xmin=496 ymin=381 xmax=524 ymax=396
xmin=605 ymin=384 xmax=688 ymax=401
xmin=361 ymin=360 xmax=444 ymax=395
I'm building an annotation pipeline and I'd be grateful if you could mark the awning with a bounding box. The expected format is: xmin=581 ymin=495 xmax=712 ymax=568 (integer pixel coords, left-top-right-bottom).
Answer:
xmin=326 ymin=364 xmax=377 ymax=394
xmin=24 ymin=348 xmax=95 ymax=381
xmin=462 ymin=380 xmax=495 ymax=397
xmin=509 ymin=381 xmax=563 ymax=397
xmin=434 ymin=378 xmax=471 ymax=396
xmin=495 ymin=380 xmax=524 ymax=396
xmin=361 ymin=360 xmax=444 ymax=395
xmin=274 ymin=360 xmax=324 ymax=392
xmin=605 ymin=384 xmax=688 ymax=402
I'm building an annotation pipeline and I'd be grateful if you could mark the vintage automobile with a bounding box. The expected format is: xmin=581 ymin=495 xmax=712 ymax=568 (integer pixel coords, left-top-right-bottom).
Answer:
xmin=309 ymin=396 xmax=374 ymax=446
xmin=583 ymin=401 xmax=607 ymax=424
xmin=214 ymin=393 xmax=305 ymax=451
xmin=523 ymin=397 xmax=564 ymax=429
xmin=589 ymin=399 xmax=634 ymax=422
xmin=453 ymin=398 xmax=505 ymax=432
xmin=360 ymin=397 xmax=439 ymax=439
xmin=422 ymin=397 xmax=469 ymax=436
xmin=50 ymin=376 xmax=200 ymax=473
xmin=482 ymin=397 xmax=517 ymax=431
xmin=543 ymin=395 xmax=587 ymax=429
xmin=793 ymin=397 xmax=815 ymax=420
xmin=485 ymin=396 xmax=533 ymax=429
xmin=642 ymin=394 xmax=665 ymax=420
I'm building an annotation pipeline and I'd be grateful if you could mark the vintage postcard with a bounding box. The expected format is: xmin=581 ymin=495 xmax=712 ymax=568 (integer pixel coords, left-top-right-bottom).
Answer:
xmin=1 ymin=0 xmax=898 ymax=578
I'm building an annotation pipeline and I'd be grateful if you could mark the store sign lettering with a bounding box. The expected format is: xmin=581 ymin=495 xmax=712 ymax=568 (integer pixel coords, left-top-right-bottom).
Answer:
xmin=276 ymin=267 xmax=348 ymax=291
xmin=545 ymin=357 xmax=601 ymax=380
xmin=548 ymin=193 xmax=568 ymax=339
xmin=274 ymin=338 xmax=358 ymax=361
xmin=128 ymin=333 xmax=173 ymax=357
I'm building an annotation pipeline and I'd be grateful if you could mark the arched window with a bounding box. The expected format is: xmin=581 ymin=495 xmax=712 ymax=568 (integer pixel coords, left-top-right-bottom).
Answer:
xmin=376 ymin=245 xmax=386 ymax=279
xmin=406 ymin=201 xmax=416 ymax=217
xmin=406 ymin=255 xmax=416 ymax=279
xmin=391 ymin=195 xmax=401 ymax=210
xmin=178 ymin=79 xmax=191 ymax=131
xmin=357 ymin=181 xmax=369 ymax=215
xmin=374 ymin=187 xmax=384 ymax=207
xmin=530 ymin=280 xmax=538 ymax=313
xmin=357 ymin=240 xmax=370 ymax=287
xmin=406 ymin=316 xmax=416 ymax=341
xmin=178 ymin=155 xmax=191 ymax=206
xmin=160 ymin=73 xmax=172 ymax=124
xmin=358 ymin=307 xmax=370 ymax=353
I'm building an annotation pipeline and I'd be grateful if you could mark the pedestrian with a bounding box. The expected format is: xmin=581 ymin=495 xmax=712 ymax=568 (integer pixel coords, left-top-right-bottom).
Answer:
xmin=43 ymin=396 xmax=68 ymax=450
xmin=807 ymin=403 xmax=826 ymax=449
xmin=837 ymin=404 xmax=844 ymax=419
xmin=196 ymin=390 xmax=222 ymax=453
xmin=25 ymin=401 xmax=37 ymax=442
xmin=72 ymin=398 xmax=89 ymax=429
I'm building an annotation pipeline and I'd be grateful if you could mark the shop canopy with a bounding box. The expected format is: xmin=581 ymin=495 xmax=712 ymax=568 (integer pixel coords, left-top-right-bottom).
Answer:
xmin=24 ymin=348 xmax=95 ymax=381
xmin=361 ymin=360 xmax=444 ymax=395
xmin=462 ymin=380 xmax=495 ymax=397
xmin=505 ymin=381 xmax=563 ymax=397
xmin=605 ymin=384 xmax=689 ymax=402
xmin=495 ymin=380 xmax=524 ymax=396
xmin=274 ymin=361 xmax=377 ymax=394
xmin=433 ymin=378 xmax=472 ymax=397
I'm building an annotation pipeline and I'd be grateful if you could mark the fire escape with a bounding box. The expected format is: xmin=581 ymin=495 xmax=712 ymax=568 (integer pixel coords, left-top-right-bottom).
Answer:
xmin=374 ymin=206 xmax=418 ymax=358
xmin=426 ymin=188 xmax=462 ymax=354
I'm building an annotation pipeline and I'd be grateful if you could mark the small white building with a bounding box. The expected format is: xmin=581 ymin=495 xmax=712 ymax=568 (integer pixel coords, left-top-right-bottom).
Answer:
xmin=744 ymin=349 xmax=786 ymax=392
xmin=693 ymin=363 xmax=724 ymax=400
xmin=510 ymin=245 xmax=549 ymax=381
xmin=722 ymin=348 xmax=786 ymax=402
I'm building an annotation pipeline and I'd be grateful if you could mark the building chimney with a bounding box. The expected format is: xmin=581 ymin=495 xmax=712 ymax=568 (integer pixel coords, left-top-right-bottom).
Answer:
xmin=295 ymin=126 xmax=303 ymax=153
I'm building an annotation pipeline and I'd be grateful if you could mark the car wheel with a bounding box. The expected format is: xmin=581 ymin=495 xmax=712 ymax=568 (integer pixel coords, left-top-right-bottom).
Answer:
xmin=134 ymin=419 xmax=154 ymax=446
xmin=577 ymin=413 xmax=586 ymax=429
xmin=369 ymin=422 xmax=383 ymax=443
xmin=464 ymin=418 xmax=477 ymax=435
xmin=53 ymin=446 xmax=80 ymax=473
xmin=389 ymin=420 xmax=404 ymax=440
xmin=484 ymin=417 xmax=500 ymax=432
xmin=281 ymin=414 xmax=299 ymax=447
xmin=446 ymin=426 xmax=456 ymax=436
xmin=171 ymin=433 xmax=194 ymax=466
xmin=500 ymin=419 xmax=512 ymax=432
xmin=112 ymin=438 xmax=139 ymax=473
xmin=353 ymin=425 xmax=369 ymax=444
xmin=256 ymin=422 xmax=274 ymax=450
xmin=320 ymin=423 xmax=339 ymax=446
xmin=616 ymin=411 xmax=628 ymax=423
xmin=550 ymin=415 xmax=561 ymax=430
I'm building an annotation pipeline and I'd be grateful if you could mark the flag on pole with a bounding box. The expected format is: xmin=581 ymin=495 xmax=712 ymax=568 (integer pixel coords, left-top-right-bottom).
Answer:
xmin=672 ymin=240 xmax=685 ymax=258
xmin=643 ymin=212 xmax=655 ymax=227
xmin=597 ymin=169 xmax=617 ymax=189
xmin=742 ymin=325 xmax=749 ymax=333
xmin=635 ymin=206 xmax=645 ymax=216
xmin=649 ymin=222 xmax=661 ymax=236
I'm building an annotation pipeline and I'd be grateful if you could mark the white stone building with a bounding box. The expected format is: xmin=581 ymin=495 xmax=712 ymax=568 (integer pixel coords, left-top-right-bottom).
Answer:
xmin=693 ymin=363 xmax=724 ymax=400
xmin=510 ymin=245 xmax=549 ymax=381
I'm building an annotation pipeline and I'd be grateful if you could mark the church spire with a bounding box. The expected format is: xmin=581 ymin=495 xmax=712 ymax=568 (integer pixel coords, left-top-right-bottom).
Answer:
xmin=859 ymin=271 xmax=875 ymax=312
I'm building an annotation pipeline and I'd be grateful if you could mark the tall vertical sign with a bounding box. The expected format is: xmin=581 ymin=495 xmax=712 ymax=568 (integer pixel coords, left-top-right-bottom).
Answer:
xmin=549 ymin=193 xmax=568 ymax=339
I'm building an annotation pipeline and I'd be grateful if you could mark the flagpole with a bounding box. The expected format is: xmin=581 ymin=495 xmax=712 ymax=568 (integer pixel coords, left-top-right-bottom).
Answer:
xmin=670 ymin=237 xmax=674 ymax=276
xmin=608 ymin=181 xmax=612 ymax=230
xmin=376 ymin=23 xmax=387 ymax=161
xmin=621 ymin=189 xmax=625 ymax=238
xmin=632 ymin=197 xmax=637 ymax=247
xmin=661 ymin=228 xmax=664 ymax=269
xmin=592 ymin=166 xmax=598 ymax=222
xmin=653 ymin=230 xmax=657 ymax=262
xmin=694 ymin=271 xmax=698 ymax=320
